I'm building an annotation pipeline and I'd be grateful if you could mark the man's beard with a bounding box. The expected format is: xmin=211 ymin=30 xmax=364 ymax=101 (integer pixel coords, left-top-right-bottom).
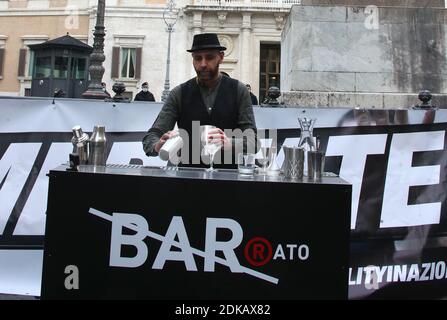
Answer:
xmin=196 ymin=67 xmax=219 ymax=82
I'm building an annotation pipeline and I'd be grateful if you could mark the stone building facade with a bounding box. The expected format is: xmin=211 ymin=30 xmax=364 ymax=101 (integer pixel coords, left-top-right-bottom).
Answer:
xmin=1 ymin=0 xmax=444 ymax=105
xmin=281 ymin=0 xmax=447 ymax=108
xmin=0 ymin=0 xmax=299 ymax=101
xmin=0 ymin=0 xmax=90 ymax=96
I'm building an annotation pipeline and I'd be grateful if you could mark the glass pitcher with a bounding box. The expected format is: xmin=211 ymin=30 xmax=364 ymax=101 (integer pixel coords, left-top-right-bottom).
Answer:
xmin=298 ymin=117 xmax=316 ymax=176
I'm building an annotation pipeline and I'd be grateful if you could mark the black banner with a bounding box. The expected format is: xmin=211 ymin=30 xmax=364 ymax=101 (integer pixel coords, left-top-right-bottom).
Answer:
xmin=42 ymin=167 xmax=351 ymax=299
xmin=2 ymin=122 xmax=447 ymax=299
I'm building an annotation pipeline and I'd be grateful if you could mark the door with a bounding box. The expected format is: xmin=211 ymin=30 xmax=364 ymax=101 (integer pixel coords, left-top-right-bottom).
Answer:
xmin=31 ymin=56 xmax=52 ymax=97
xmin=259 ymin=44 xmax=281 ymax=104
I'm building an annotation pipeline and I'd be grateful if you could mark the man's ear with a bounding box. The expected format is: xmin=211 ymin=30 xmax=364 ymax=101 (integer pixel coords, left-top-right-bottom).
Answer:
xmin=218 ymin=51 xmax=224 ymax=65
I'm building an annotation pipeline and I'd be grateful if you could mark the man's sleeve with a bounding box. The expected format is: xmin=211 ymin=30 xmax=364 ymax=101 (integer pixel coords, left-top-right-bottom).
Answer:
xmin=142 ymin=86 xmax=181 ymax=156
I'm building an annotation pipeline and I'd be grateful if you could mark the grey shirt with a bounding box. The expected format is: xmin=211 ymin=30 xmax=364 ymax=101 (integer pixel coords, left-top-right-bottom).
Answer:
xmin=142 ymin=76 xmax=258 ymax=157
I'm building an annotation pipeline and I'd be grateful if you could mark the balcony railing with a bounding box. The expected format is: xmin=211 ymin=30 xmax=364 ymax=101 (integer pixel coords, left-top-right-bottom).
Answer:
xmin=193 ymin=0 xmax=301 ymax=8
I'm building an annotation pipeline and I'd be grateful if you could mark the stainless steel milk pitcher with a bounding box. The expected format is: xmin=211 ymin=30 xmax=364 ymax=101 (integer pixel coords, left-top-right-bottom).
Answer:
xmin=88 ymin=125 xmax=107 ymax=166
xmin=71 ymin=125 xmax=89 ymax=164
xmin=282 ymin=146 xmax=304 ymax=180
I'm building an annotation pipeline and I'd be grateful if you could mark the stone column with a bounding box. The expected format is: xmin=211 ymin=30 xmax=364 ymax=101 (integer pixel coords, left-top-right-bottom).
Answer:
xmin=240 ymin=13 xmax=252 ymax=85
xmin=82 ymin=0 xmax=109 ymax=99
xmin=190 ymin=11 xmax=203 ymax=78
xmin=192 ymin=11 xmax=203 ymax=35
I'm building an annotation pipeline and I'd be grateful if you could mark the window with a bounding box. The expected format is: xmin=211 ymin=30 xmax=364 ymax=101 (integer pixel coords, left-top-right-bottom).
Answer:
xmin=0 ymin=48 xmax=4 ymax=79
xmin=0 ymin=35 xmax=6 ymax=79
xmin=28 ymin=50 xmax=35 ymax=77
xmin=112 ymin=35 xmax=144 ymax=80
xmin=120 ymin=48 xmax=136 ymax=79
xmin=34 ymin=56 xmax=52 ymax=78
xmin=71 ymin=57 xmax=87 ymax=80
xmin=21 ymin=36 xmax=49 ymax=78
xmin=259 ymin=43 xmax=281 ymax=104
xmin=53 ymin=56 xmax=69 ymax=78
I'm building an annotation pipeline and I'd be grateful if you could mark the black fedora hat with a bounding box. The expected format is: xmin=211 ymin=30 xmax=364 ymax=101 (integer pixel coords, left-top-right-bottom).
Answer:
xmin=187 ymin=33 xmax=226 ymax=52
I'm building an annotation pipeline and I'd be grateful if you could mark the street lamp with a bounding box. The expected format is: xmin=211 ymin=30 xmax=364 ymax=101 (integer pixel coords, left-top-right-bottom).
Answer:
xmin=161 ymin=0 xmax=179 ymax=102
xmin=82 ymin=0 xmax=109 ymax=99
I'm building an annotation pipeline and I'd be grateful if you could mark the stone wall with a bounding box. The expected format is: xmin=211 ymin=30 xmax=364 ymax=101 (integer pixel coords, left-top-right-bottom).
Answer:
xmin=281 ymin=3 xmax=447 ymax=108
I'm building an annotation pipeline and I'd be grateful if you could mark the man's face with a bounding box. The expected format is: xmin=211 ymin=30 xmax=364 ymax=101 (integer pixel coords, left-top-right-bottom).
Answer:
xmin=192 ymin=50 xmax=224 ymax=82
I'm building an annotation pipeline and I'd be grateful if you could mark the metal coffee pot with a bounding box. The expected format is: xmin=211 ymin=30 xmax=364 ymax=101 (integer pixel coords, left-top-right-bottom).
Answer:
xmin=282 ymin=146 xmax=304 ymax=180
xmin=88 ymin=125 xmax=107 ymax=166
xmin=71 ymin=125 xmax=89 ymax=164
xmin=307 ymin=136 xmax=325 ymax=181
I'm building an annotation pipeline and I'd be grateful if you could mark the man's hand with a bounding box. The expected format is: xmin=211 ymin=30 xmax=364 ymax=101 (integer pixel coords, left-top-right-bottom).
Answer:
xmin=207 ymin=127 xmax=232 ymax=151
xmin=154 ymin=131 xmax=177 ymax=153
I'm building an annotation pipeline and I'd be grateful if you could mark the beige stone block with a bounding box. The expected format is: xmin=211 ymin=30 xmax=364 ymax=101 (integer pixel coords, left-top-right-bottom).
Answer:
xmin=282 ymin=91 xmax=329 ymax=108
xmin=354 ymin=92 xmax=384 ymax=108
xmin=8 ymin=0 xmax=27 ymax=9
xmin=49 ymin=0 xmax=67 ymax=8
xmin=291 ymin=71 xmax=357 ymax=92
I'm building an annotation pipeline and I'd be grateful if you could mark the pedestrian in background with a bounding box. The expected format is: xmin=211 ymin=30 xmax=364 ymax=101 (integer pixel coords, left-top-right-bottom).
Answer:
xmin=246 ymin=84 xmax=258 ymax=105
xmin=102 ymin=82 xmax=111 ymax=98
xmin=135 ymin=82 xmax=156 ymax=102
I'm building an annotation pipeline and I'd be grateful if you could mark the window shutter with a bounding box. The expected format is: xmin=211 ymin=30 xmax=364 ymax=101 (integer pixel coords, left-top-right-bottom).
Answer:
xmin=135 ymin=47 xmax=142 ymax=80
xmin=0 ymin=49 xmax=4 ymax=78
xmin=111 ymin=47 xmax=120 ymax=79
xmin=17 ymin=48 xmax=27 ymax=77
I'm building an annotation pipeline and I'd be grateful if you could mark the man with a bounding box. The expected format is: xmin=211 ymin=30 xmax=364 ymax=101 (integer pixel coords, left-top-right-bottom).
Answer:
xmin=142 ymin=33 xmax=258 ymax=168
xmin=102 ymin=82 xmax=111 ymax=98
xmin=134 ymin=82 xmax=155 ymax=102
xmin=246 ymin=84 xmax=258 ymax=105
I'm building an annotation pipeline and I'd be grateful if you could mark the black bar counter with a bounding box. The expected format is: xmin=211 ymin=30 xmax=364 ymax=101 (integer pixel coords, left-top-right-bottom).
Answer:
xmin=41 ymin=164 xmax=351 ymax=300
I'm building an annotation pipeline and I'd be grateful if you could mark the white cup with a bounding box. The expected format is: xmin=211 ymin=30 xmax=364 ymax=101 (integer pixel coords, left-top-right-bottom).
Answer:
xmin=159 ymin=135 xmax=184 ymax=161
